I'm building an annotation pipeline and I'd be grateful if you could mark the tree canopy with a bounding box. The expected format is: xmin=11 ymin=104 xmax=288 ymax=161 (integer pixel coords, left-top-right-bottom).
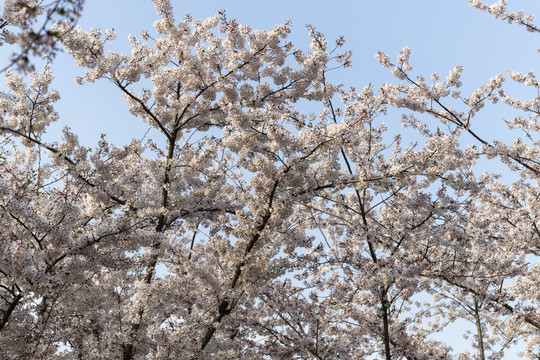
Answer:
xmin=0 ymin=1 xmax=539 ymax=359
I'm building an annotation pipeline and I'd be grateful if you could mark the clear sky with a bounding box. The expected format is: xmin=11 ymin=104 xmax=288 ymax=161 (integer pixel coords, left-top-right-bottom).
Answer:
xmin=2 ymin=0 xmax=540 ymax=356
xmin=4 ymin=0 xmax=536 ymax=150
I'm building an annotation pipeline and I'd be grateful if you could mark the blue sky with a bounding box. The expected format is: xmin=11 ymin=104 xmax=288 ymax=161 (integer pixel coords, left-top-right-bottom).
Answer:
xmin=4 ymin=0 xmax=535 ymax=150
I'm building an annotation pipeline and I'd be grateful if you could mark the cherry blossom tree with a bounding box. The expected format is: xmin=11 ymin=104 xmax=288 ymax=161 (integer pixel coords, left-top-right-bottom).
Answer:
xmin=0 ymin=0 xmax=538 ymax=359
xmin=0 ymin=0 xmax=85 ymax=72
